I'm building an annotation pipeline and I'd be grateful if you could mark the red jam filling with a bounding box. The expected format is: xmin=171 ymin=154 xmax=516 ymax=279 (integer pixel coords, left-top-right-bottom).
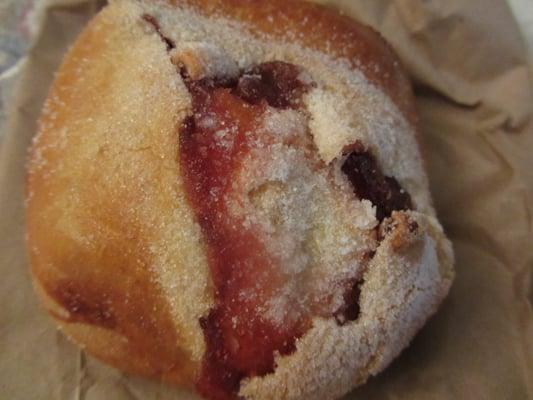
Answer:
xmin=341 ymin=151 xmax=412 ymax=221
xmin=143 ymin=14 xmax=412 ymax=397
xmin=234 ymin=62 xmax=308 ymax=108
xmin=179 ymin=61 xmax=411 ymax=399
xmin=179 ymin=62 xmax=310 ymax=400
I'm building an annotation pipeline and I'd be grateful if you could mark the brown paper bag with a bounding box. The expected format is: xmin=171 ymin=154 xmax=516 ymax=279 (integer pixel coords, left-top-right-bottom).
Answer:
xmin=1 ymin=1 xmax=531 ymax=399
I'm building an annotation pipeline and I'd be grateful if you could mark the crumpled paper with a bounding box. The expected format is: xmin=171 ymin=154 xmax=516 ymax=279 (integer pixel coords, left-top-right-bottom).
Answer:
xmin=0 ymin=0 xmax=531 ymax=399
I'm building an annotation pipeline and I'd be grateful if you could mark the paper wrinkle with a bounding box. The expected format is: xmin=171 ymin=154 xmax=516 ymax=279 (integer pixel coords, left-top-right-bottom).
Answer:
xmin=394 ymin=0 xmax=463 ymax=35
xmin=0 ymin=0 xmax=532 ymax=399
xmin=319 ymin=0 xmax=533 ymax=129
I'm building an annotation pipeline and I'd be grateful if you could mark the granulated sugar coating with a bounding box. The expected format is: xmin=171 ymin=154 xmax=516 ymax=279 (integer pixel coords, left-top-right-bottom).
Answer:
xmin=25 ymin=1 xmax=454 ymax=400
xmin=179 ymin=63 xmax=381 ymax=398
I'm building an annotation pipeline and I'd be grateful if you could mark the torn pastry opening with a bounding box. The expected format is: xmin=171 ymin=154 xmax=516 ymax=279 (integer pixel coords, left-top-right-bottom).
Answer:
xmin=145 ymin=14 xmax=414 ymax=400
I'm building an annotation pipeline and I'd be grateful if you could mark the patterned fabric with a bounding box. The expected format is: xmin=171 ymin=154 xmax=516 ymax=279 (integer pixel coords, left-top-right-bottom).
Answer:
xmin=0 ymin=0 xmax=35 ymax=137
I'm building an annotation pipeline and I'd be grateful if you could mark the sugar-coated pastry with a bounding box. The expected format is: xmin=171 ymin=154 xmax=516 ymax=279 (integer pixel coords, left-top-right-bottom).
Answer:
xmin=26 ymin=1 xmax=454 ymax=399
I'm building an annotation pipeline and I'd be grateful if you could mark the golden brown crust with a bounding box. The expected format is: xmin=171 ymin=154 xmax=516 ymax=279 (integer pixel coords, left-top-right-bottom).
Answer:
xmin=26 ymin=1 xmax=452 ymax=398
xmin=179 ymin=0 xmax=416 ymax=124
xmin=34 ymin=279 xmax=195 ymax=387
xmin=26 ymin=2 xmax=206 ymax=383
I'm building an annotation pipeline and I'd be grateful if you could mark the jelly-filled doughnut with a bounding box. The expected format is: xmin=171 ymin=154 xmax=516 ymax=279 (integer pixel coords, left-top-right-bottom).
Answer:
xmin=26 ymin=1 xmax=454 ymax=399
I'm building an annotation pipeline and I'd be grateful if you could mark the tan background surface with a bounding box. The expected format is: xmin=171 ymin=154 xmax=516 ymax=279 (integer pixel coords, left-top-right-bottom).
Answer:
xmin=0 ymin=0 xmax=532 ymax=399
